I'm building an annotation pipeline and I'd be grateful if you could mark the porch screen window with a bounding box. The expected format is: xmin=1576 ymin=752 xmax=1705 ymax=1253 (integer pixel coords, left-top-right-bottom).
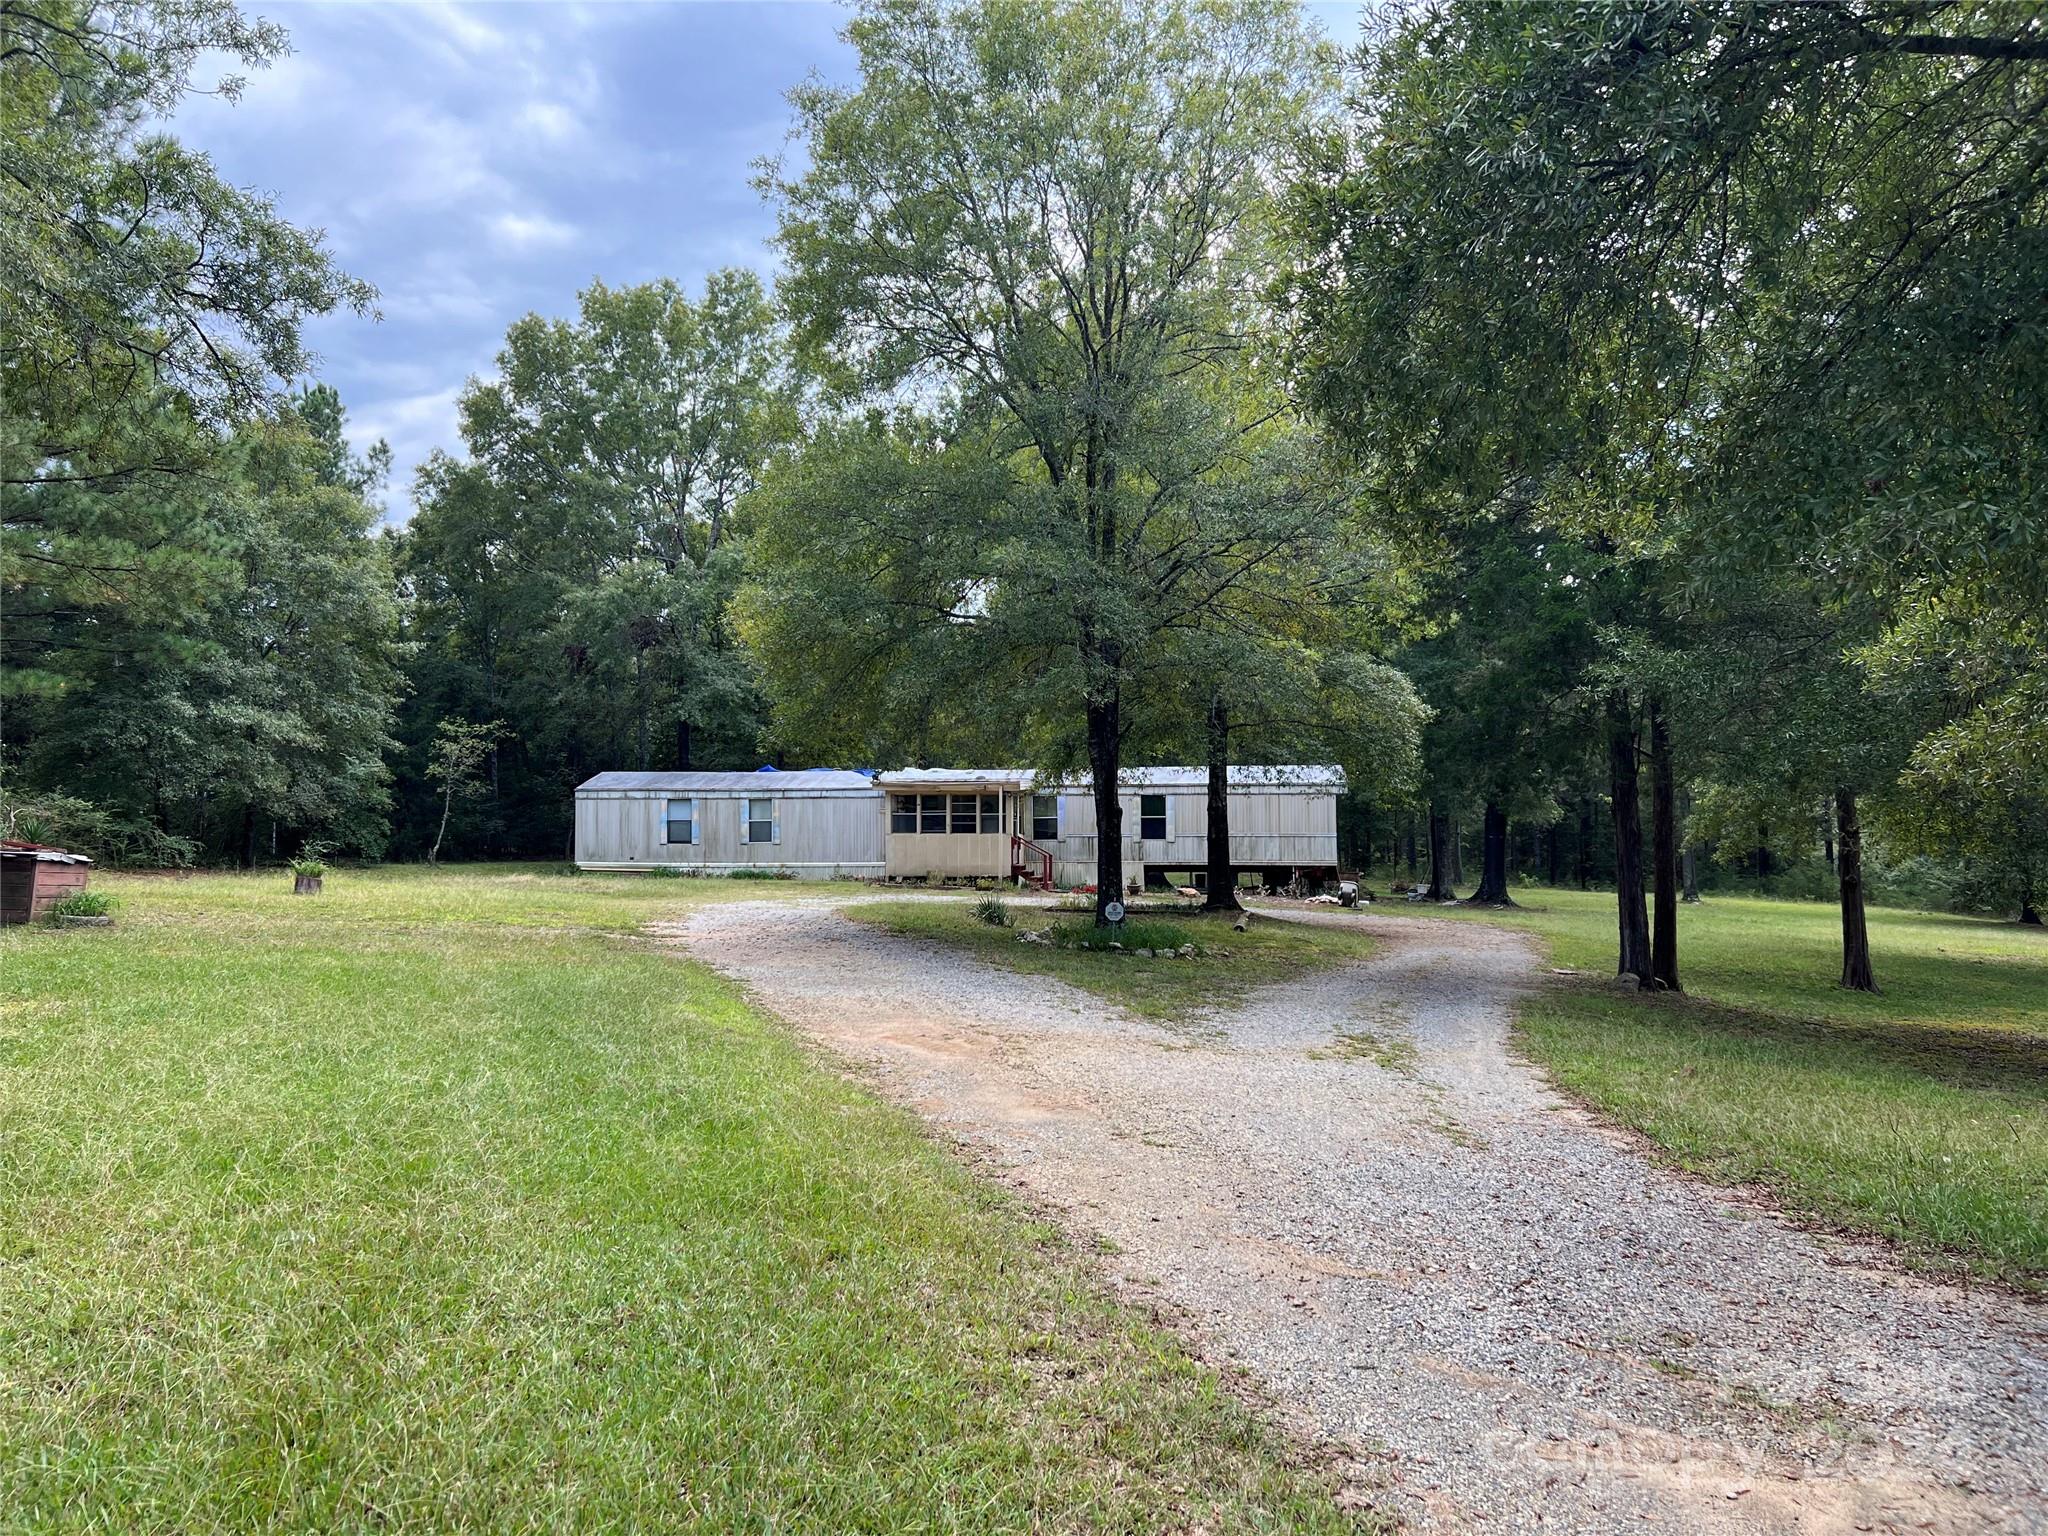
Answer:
xmin=747 ymin=798 xmax=774 ymax=844
xmin=665 ymin=798 xmax=694 ymax=845
xmin=1032 ymin=793 xmax=1058 ymax=842
xmin=891 ymin=795 xmax=917 ymax=833
xmin=980 ymin=795 xmax=1000 ymax=833
xmin=919 ymin=795 xmax=946 ymax=834
xmin=949 ymin=794 xmax=978 ymax=834
xmin=1140 ymin=794 xmax=1167 ymax=841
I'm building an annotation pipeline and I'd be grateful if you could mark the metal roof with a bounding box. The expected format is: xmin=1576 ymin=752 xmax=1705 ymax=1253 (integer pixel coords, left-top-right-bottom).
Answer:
xmin=875 ymin=768 xmax=1037 ymax=790
xmin=576 ymin=769 xmax=880 ymax=794
xmin=875 ymin=764 xmax=1345 ymax=792
xmin=0 ymin=841 xmax=93 ymax=863
xmin=1103 ymin=764 xmax=1346 ymax=790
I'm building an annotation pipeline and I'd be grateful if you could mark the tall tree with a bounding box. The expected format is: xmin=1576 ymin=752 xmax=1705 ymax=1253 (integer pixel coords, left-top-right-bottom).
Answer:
xmin=394 ymin=272 xmax=793 ymax=857
xmin=2 ymin=0 xmax=371 ymax=562
xmin=761 ymin=0 xmax=1333 ymax=921
xmin=9 ymin=391 xmax=403 ymax=860
xmin=1283 ymin=0 xmax=2046 ymax=980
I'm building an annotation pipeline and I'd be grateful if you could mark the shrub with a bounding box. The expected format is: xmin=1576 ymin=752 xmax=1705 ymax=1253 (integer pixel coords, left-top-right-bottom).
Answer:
xmin=45 ymin=890 xmax=115 ymax=920
xmin=290 ymin=857 xmax=328 ymax=879
xmin=726 ymin=868 xmax=795 ymax=881
xmin=973 ymin=895 xmax=1011 ymax=927
xmin=0 ymin=784 xmax=196 ymax=868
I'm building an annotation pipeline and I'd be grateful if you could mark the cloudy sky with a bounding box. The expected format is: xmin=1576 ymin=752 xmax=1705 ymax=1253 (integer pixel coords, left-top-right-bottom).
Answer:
xmin=177 ymin=1 xmax=1360 ymax=519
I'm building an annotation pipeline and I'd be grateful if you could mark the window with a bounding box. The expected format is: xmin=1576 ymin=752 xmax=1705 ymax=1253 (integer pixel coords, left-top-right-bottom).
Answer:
xmin=1140 ymin=793 xmax=1167 ymax=841
xmin=1032 ymin=793 xmax=1058 ymax=842
xmin=950 ymin=794 xmax=978 ymax=834
xmin=747 ymin=798 xmax=774 ymax=844
xmin=891 ymin=794 xmax=917 ymax=833
xmin=665 ymin=798 xmax=694 ymax=845
xmin=980 ymin=795 xmax=1000 ymax=834
xmin=919 ymin=794 xmax=946 ymax=834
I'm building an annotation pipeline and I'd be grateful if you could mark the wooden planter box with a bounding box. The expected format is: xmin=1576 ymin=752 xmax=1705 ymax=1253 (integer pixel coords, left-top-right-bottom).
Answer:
xmin=0 ymin=843 xmax=95 ymax=924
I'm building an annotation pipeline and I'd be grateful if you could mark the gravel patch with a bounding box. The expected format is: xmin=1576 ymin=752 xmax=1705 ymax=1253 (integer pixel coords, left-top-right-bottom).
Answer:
xmin=663 ymin=896 xmax=2047 ymax=1535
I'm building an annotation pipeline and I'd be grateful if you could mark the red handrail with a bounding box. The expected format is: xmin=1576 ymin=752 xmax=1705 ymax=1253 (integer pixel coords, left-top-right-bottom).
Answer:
xmin=1010 ymin=833 xmax=1054 ymax=890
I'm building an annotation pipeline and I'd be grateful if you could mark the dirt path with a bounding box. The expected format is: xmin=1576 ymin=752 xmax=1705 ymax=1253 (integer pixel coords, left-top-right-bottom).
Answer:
xmin=664 ymin=898 xmax=2046 ymax=1535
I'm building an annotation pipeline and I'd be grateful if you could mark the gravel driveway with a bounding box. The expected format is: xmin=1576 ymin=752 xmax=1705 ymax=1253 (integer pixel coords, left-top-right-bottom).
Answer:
xmin=666 ymin=897 xmax=2046 ymax=1535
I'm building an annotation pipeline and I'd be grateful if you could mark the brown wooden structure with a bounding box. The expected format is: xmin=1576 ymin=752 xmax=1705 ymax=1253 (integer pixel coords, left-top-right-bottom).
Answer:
xmin=0 ymin=841 xmax=93 ymax=924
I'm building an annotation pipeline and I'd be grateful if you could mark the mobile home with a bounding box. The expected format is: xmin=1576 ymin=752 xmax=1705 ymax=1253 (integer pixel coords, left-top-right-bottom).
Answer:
xmin=573 ymin=769 xmax=885 ymax=877
xmin=1013 ymin=764 xmax=1345 ymax=890
xmin=573 ymin=763 xmax=1344 ymax=889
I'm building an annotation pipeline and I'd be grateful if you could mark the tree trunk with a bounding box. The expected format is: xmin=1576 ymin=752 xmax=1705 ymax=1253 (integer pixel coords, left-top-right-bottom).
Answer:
xmin=1545 ymin=824 xmax=1560 ymax=885
xmin=1086 ymin=693 xmax=1124 ymax=924
xmin=1466 ymin=801 xmax=1513 ymax=905
xmin=1608 ymin=700 xmax=1651 ymax=987
xmin=1576 ymin=797 xmax=1594 ymax=889
xmin=635 ymin=652 xmax=649 ymax=772
xmin=430 ymin=784 xmax=453 ymax=868
xmin=1202 ymin=699 xmax=1240 ymax=912
xmin=1649 ymin=700 xmax=1681 ymax=993
xmin=1836 ymin=787 xmax=1878 ymax=992
xmin=675 ymin=717 xmax=692 ymax=771
xmin=239 ymin=803 xmax=257 ymax=870
xmin=1449 ymin=819 xmax=1465 ymax=885
xmin=1404 ymin=816 xmax=1417 ymax=879
xmin=1424 ymin=806 xmax=1452 ymax=899
xmin=1680 ymin=787 xmax=1701 ymax=902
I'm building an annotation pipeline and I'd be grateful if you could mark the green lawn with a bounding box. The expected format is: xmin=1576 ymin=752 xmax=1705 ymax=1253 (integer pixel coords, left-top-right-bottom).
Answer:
xmin=1353 ymin=886 xmax=2048 ymax=1291
xmin=0 ymin=867 xmax=1369 ymax=1534
xmin=847 ymin=899 xmax=1376 ymax=1027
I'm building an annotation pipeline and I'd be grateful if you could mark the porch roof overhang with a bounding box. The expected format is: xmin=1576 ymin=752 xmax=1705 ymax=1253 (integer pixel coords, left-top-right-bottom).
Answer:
xmin=875 ymin=768 xmax=1036 ymax=792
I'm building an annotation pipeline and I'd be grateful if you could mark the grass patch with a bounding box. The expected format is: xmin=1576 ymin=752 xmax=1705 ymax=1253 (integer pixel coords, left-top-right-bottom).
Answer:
xmin=1046 ymin=917 xmax=1194 ymax=953
xmin=1312 ymin=1027 xmax=1420 ymax=1076
xmin=0 ymin=867 xmax=1374 ymax=1533
xmin=849 ymin=900 xmax=1375 ymax=1025
xmin=1357 ymin=886 xmax=2048 ymax=1291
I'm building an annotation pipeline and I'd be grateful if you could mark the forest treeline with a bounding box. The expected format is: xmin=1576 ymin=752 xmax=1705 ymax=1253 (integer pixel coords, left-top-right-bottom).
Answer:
xmin=5 ymin=0 xmax=2044 ymax=988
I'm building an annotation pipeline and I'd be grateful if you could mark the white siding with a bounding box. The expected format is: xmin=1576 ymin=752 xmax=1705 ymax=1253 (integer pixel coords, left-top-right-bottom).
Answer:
xmin=577 ymin=767 xmax=1340 ymax=886
xmin=575 ymin=788 xmax=884 ymax=876
xmin=1044 ymin=786 xmax=1338 ymax=886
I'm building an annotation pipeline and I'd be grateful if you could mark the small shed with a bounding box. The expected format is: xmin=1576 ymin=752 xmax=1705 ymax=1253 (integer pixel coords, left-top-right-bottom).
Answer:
xmin=0 ymin=841 xmax=94 ymax=924
xmin=573 ymin=770 xmax=885 ymax=876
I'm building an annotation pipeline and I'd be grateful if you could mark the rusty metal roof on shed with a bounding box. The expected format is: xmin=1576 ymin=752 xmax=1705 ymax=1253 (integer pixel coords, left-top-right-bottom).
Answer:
xmin=576 ymin=770 xmax=881 ymax=794
xmin=0 ymin=840 xmax=93 ymax=863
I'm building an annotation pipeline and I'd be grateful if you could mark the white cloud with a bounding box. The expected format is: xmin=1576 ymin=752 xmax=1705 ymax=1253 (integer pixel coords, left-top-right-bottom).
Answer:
xmin=391 ymin=1 xmax=517 ymax=68
xmin=351 ymin=382 xmax=469 ymax=518
xmin=488 ymin=210 xmax=579 ymax=253
xmin=516 ymin=99 xmax=581 ymax=142
xmin=377 ymin=269 xmax=503 ymax=326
